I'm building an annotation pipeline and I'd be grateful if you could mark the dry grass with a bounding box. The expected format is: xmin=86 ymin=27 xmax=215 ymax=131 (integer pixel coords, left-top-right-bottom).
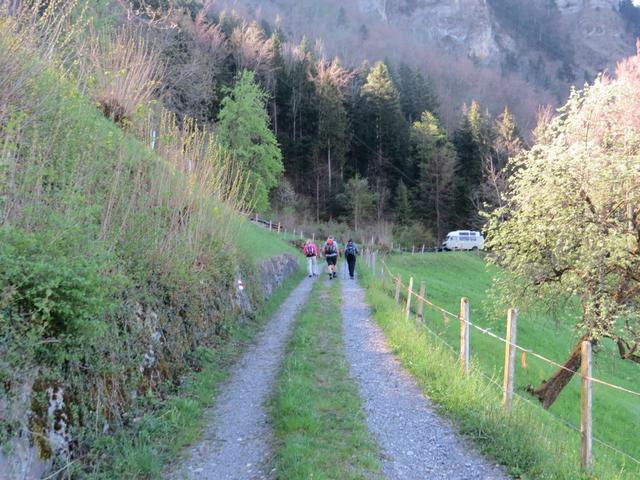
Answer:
xmin=82 ymin=26 xmax=164 ymax=124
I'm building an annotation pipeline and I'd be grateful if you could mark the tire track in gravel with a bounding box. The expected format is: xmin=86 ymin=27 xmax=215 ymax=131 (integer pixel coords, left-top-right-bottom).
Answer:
xmin=340 ymin=278 xmax=510 ymax=480
xmin=169 ymin=275 xmax=316 ymax=480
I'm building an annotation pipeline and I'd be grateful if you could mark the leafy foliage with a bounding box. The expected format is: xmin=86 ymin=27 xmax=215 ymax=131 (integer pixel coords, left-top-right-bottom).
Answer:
xmin=486 ymin=52 xmax=640 ymax=402
xmin=217 ymin=70 xmax=284 ymax=212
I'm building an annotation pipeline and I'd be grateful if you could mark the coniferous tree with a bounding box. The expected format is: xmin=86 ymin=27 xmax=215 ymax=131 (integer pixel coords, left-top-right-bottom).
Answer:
xmin=217 ymin=70 xmax=283 ymax=212
xmin=452 ymin=101 xmax=494 ymax=227
xmin=395 ymin=63 xmax=439 ymax=123
xmin=358 ymin=61 xmax=407 ymax=221
xmin=394 ymin=180 xmax=412 ymax=226
xmin=410 ymin=111 xmax=457 ymax=240
xmin=313 ymin=58 xmax=352 ymax=218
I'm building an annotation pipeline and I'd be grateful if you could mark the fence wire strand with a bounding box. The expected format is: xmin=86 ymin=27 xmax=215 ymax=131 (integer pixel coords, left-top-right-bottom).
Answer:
xmin=378 ymin=256 xmax=640 ymax=466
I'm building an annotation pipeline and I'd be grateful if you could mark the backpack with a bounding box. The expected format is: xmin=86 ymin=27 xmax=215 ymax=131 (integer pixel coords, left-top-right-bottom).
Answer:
xmin=304 ymin=244 xmax=315 ymax=256
xmin=324 ymin=242 xmax=337 ymax=255
xmin=345 ymin=243 xmax=356 ymax=256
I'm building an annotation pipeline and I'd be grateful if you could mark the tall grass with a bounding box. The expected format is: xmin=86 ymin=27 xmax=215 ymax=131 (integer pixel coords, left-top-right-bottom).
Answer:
xmin=82 ymin=26 xmax=164 ymax=124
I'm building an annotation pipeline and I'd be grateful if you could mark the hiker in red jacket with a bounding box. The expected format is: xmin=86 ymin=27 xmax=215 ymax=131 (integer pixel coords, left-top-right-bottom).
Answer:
xmin=303 ymin=238 xmax=318 ymax=277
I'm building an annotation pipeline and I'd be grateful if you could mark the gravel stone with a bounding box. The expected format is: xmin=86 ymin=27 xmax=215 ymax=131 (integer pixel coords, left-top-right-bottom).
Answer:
xmin=341 ymin=278 xmax=510 ymax=480
xmin=169 ymin=276 xmax=316 ymax=480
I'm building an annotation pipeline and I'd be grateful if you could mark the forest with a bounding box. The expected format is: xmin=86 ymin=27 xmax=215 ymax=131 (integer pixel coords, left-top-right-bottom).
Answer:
xmin=138 ymin=0 xmax=526 ymax=246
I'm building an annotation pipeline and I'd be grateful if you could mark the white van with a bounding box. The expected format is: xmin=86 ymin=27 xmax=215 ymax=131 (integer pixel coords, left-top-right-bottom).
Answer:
xmin=442 ymin=230 xmax=484 ymax=251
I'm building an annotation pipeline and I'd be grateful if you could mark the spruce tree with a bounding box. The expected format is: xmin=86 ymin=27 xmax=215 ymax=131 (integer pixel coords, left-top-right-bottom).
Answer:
xmin=217 ymin=70 xmax=283 ymax=212
xmin=452 ymin=101 xmax=494 ymax=227
xmin=394 ymin=180 xmax=412 ymax=226
xmin=410 ymin=111 xmax=456 ymax=240
xmin=359 ymin=61 xmax=408 ymax=220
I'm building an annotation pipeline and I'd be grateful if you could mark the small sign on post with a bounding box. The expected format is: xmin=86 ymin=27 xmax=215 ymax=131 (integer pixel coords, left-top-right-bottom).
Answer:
xmin=459 ymin=298 xmax=470 ymax=375
xmin=395 ymin=276 xmax=401 ymax=304
xmin=417 ymin=281 xmax=426 ymax=322
xmin=502 ymin=308 xmax=518 ymax=411
xmin=581 ymin=341 xmax=593 ymax=473
xmin=405 ymin=277 xmax=414 ymax=321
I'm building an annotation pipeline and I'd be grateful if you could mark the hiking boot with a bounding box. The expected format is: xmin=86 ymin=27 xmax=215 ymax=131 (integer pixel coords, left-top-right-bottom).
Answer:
xmin=333 ymin=272 xmax=337 ymax=278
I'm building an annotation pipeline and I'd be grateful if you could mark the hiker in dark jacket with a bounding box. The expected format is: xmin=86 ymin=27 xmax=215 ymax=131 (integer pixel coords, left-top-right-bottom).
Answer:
xmin=323 ymin=237 xmax=339 ymax=279
xmin=344 ymin=239 xmax=359 ymax=279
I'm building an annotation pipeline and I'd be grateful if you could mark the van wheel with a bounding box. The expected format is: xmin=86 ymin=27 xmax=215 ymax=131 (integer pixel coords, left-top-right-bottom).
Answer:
xmin=471 ymin=246 xmax=478 ymax=251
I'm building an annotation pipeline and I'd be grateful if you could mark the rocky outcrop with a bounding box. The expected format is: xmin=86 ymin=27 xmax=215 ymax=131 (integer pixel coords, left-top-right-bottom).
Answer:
xmin=358 ymin=0 xmax=500 ymax=60
xmin=355 ymin=0 xmax=632 ymax=70
xmin=256 ymin=253 xmax=300 ymax=300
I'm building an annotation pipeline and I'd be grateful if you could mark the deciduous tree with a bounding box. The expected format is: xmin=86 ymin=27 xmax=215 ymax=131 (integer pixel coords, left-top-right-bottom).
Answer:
xmin=486 ymin=51 xmax=640 ymax=408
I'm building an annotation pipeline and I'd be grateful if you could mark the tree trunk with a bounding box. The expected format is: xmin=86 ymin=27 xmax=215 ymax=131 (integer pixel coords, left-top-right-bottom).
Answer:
xmin=529 ymin=334 xmax=591 ymax=409
xmin=327 ymin=139 xmax=332 ymax=193
xmin=435 ymin=167 xmax=441 ymax=243
xmin=272 ymin=99 xmax=278 ymax=136
xmin=315 ymin=173 xmax=320 ymax=223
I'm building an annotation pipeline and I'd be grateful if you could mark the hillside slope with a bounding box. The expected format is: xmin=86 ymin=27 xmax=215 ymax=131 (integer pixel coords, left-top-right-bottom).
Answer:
xmin=215 ymin=0 xmax=636 ymax=129
xmin=0 ymin=13 xmax=300 ymax=478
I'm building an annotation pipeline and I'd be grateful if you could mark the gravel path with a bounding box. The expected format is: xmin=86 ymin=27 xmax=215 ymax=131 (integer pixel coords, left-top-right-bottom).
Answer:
xmin=340 ymin=278 xmax=509 ymax=480
xmin=170 ymin=276 xmax=316 ymax=480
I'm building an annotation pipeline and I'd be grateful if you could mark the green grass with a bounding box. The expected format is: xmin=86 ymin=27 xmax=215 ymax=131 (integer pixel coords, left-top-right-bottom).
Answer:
xmin=271 ymin=278 xmax=383 ymax=480
xmin=362 ymin=252 xmax=640 ymax=479
xmin=82 ymin=268 xmax=306 ymax=479
xmin=237 ymin=220 xmax=302 ymax=260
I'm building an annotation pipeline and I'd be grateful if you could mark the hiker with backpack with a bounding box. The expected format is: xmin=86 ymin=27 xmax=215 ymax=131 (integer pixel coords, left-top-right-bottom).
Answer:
xmin=344 ymin=239 xmax=359 ymax=279
xmin=303 ymin=238 xmax=318 ymax=277
xmin=323 ymin=237 xmax=339 ymax=280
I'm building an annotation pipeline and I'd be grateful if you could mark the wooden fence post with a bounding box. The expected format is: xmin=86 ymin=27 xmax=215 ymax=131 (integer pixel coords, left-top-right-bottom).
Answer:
xmin=269 ymin=220 xmax=272 ymax=231
xmin=381 ymin=266 xmax=385 ymax=287
xmin=412 ymin=245 xmax=415 ymax=255
xmin=312 ymin=232 xmax=315 ymax=242
xmin=371 ymin=251 xmax=377 ymax=274
xmin=502 ymin=308 xmax=518 ymax=411
xmin=394 ymin=276 xmax=401 ymax=304
xmin=581 ymin=341 xmax=593 ymax=473
xmin=278 ymin=222 xmax=281 ymax=234
xmin=421 ymin=244 xmax=425 ymax=254
xmin=417 ymin=281 xmax=426 ymax=322
xmin=459 ymin=298 xmax=470 ymax=375
xmin=405 ymin=277 xmax=414 ymax=321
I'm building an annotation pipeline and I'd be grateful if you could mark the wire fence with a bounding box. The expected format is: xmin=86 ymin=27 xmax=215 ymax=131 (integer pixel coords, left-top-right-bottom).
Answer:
xmin=373 ymin=254 xmax=640 ymax=468
xmin=244 ymin=221 xmax=640 ymax=469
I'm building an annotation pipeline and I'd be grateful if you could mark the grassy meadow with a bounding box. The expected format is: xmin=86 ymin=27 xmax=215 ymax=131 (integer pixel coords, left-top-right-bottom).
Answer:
xmin=360 ymin=252 xmax=640 ymax=479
